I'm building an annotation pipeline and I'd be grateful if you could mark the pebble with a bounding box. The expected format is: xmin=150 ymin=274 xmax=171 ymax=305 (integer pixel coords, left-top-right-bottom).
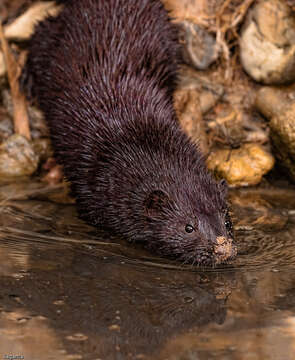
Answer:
xmin=0 ymin=134 xmax=39 ymax=178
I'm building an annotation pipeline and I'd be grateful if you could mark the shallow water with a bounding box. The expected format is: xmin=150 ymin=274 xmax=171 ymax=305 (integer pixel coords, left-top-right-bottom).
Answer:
xmin=0 ymin=182 xmax=295 ymax=359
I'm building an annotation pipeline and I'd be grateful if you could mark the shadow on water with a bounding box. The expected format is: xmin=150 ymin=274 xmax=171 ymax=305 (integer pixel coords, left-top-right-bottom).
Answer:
xmin=1 ymin=181 xmax=295 ymax=359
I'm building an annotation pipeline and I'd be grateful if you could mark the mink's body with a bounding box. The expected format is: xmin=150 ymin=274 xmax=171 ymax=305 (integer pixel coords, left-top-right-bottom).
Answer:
xmin=23 ymin=0 xmax=237 ymax=265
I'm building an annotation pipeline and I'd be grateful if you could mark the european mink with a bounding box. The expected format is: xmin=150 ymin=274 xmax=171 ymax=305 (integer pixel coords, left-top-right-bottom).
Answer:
xmin=23 ymin=0 xmax=237 ymax=266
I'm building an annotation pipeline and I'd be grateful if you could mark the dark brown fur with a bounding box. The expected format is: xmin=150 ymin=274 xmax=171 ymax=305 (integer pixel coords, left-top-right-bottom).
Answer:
xmin=23 ymin=0 xmax=237 ymax=265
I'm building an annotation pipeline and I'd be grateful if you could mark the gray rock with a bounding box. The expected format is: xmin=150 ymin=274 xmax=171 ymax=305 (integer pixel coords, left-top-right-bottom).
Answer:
xmin=178 ymin=20 xmax=220 ymax=70
xmin=0 ymin=134 xmax=39 ymax=178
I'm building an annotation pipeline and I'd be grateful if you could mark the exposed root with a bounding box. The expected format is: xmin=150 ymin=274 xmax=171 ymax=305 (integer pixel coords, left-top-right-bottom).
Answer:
xmin=0 ymin=19 xmax=30 ymax=140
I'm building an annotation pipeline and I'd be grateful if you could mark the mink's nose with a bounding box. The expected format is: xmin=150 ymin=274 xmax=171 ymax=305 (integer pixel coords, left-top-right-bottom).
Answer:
xmin=214 ymin=236 xmax=237 ymax=264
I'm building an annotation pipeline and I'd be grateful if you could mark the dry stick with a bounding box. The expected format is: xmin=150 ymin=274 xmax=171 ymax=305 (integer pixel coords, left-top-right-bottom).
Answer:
xmin=0 ymin=20 xmax=31 ymax=140
xmin=217 ymin=0 xmax=233 ymax=19
xmin=214 ymin=0 xmax=255 ymax=82
xmin=231 ymin=0 xmax=255 ymax=28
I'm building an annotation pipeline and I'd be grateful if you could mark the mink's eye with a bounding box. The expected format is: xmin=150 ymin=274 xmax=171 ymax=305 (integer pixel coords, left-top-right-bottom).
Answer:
xmin=185 ymin=224 xmax=194 ymax=233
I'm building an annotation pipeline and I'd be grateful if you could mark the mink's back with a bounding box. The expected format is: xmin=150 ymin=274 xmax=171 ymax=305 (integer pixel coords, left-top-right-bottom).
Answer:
xmin=25 ymin=0 xmax=179 ymax=121
xmin=24 ymin=0 xmax=185 ymax=223
xmin=24 ymin=0 xmax=181 ymax=171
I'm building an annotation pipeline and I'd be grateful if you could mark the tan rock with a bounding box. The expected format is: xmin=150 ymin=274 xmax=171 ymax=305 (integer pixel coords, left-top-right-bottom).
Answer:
xmin=174 ymin=67 xmax=224 ymax=155
xmin=207 ymin=144 xmax=275 ymax=187
xmin=162 ymin=0 xmax=207 ymax=21
xmin=174 ymin=88 xmax=208 ymax=154
xmin=256 ymin=86 xmax=295 ymax=181
xmin=270 ymin=106 xmax=295 ymax=178
xmin=240 ymin=0 xmax=295 ymax=84
xmin=0 ymin=134 xmax=39 ymax=178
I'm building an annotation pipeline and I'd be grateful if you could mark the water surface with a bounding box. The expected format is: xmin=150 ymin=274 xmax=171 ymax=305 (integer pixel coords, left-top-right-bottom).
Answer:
xmin=0 ymin=181 xmax=295 ymax=359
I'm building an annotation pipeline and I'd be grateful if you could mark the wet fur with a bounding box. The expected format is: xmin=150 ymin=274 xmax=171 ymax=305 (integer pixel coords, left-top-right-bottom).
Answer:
xmin=23 ymin=0 xmax=235 ymax=265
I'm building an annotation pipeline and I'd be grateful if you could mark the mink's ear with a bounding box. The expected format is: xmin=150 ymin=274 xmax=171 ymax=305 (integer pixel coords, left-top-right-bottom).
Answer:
xmin=144 ymin=190 xmax=170 ymax=217
xmin=219 ymin=179 xmax=228 ymax=197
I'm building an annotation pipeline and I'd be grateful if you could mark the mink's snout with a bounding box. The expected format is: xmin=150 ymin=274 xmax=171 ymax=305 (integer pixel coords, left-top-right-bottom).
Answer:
xmin=214 ymin=236 xmax=237 ymax=264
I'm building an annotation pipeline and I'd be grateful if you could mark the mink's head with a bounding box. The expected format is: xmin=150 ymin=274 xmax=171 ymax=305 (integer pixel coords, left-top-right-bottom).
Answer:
xmin=142 ymin=178 xmax=237 ymax=267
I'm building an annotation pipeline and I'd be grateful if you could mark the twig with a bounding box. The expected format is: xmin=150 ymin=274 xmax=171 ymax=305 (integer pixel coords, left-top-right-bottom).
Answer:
xmin=0 ymin=20 xmax=31 ymax=140
xmin=231 ymin=0 xmax=255 ymax=28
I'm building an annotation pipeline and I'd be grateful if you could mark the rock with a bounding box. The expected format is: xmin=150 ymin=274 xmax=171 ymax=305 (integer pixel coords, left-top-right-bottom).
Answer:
xmin=240 ymin=0 xmax=295 ymax=85
xmin=256 ymin=86 xmax=295 ymax=181
xmin=0 ymin=134 xmax=39 ymax=178
xmin=177 ymin=65 xmax=224 ymax=113
xmin=162 ymin=1 xmax=220 ymax=70
xmin=208 ymin=104 xmax=244 ymax=148
xmin=2 ymin=89 xmax=49 ymax=138
xmin=28 ymin=106 xmax=49 ymax=139
xmin=207 ymin=144 xmax=275 ymax=187
xmin=229 ymin=189 xmax=288 ymax=231
xmin=255 ymin=87 xmax=289 ymax=120
xmin=0 ymin=112 xmax=13 ymax=141
xmin=174 ymin=66 xmax=225 ymax=154
xmin=178 ymin=20 xmax=219 ymax=70
xmin=174 ymin=88 xmax=208 ymax=154
xmin=162 ymin=0 xmax=207 ymax=20
xmin=32 ymin=138 xmax=53 ymax=162
xmin=207 ymin=104 xmax=269 ymax=148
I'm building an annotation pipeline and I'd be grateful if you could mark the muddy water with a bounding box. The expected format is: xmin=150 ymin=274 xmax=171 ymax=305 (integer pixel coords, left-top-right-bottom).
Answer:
xmin=0 ymin=182 xmax=295 ymax=359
